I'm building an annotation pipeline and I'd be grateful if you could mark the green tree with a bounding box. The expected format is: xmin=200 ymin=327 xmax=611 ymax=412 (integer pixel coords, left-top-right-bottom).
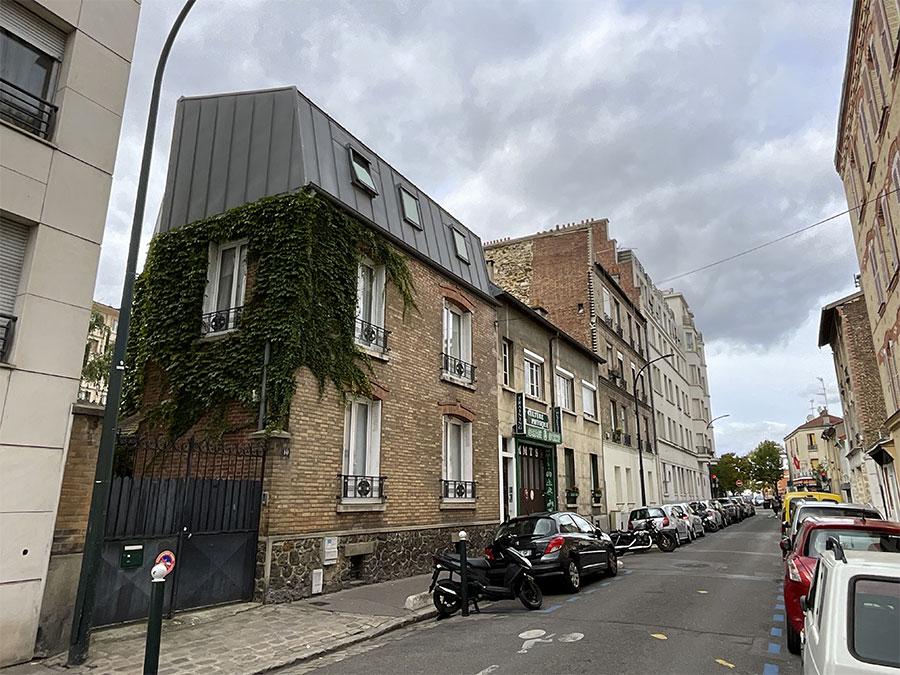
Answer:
xmin=712 ymin=452 xmax=752 ymax=493
xmin=81 ymin=309 xmax=113 ymax=388
xmin=748 ymin=439 xmax=784 ymax=494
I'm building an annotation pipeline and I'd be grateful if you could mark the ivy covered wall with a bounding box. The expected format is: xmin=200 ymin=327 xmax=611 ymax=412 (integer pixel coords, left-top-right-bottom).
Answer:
xmin=122 ymin=189 xmax=415 ymax=437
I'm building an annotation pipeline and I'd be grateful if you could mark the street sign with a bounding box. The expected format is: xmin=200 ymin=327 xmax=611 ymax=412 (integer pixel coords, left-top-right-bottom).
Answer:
xmin=515 ymin=393 xmax=562 ymax=444
xmin=736 ymin=480 xmax=743 ymax=487
xmin=155 ymin=550 xmax=176 ymax=575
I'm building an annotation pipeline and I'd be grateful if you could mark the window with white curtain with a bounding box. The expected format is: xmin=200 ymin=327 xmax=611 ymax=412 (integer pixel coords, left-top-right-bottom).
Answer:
xmin=342 ymin=397 xmax=382 ymax=499
xmin=443 ymin=416 xmax=473 ymax=492
xmin=356 ymin=260 xmax=386 ymax=352
xmin=204 ymin=240 xmax=248 ymax=334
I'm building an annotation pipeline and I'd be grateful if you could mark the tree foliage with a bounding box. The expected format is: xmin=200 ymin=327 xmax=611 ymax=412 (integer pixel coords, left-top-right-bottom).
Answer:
xmin=121 ymin=189 xmax=416 ymax=438
xmin=748 ymin=440 xmax=784 ymax=490
xmin=81 ymin=308 xmax=113 ymax=388
xmin=712 ymin=452 xmax=751 ymax=493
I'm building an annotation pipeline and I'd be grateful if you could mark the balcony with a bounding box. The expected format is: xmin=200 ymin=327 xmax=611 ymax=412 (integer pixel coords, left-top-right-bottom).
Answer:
xmin=618 ymin=378 xmax=627 ymax=391
xmin=355 ymin=317 xmax=390 ymax=353
xmin=623 ymin=433 xmax=632 ymax=447
xmin=441 ymin=479 xmax=476 ymax=500
xmin=603 ymin=314 xmax=613 ymax=327
xmin=442 ymin=353 xmax=475 ymax=383
xmin=640 ymin=392 xmax=648 ymax=403
xmin=591 ymin=488 xmax=603 ymax=505
xmin=616 ymin=325 xmax=623 ymax=337
xmin=565 ymin=488 xmax=579 ymax=504
xmin=339 ymin=474 xmax=386 ymax=499
xmin=1 ymin=78 xmax=57 ymax=140
xmin=612 ymin=430 xmax=622 ymax=444
xmin=0 ymin=313 xmax=16 ymax=363
xmin=200 ymin=306 xmax=242 ymax=336
xmin=644 ymin=440 xmax=653 ymax=452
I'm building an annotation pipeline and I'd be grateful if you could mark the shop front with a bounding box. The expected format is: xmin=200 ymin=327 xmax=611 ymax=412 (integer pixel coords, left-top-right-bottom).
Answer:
xmin=514 ymin=394 xmax=562 ymax=516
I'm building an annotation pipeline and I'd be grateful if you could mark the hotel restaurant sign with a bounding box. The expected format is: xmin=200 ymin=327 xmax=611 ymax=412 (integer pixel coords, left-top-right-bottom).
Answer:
xmin=515 ymin=393 xmax=562 ymax=444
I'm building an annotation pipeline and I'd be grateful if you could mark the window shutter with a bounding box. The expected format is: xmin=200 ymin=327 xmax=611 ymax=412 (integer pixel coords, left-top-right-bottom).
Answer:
xmin=463 ymin=422 xmax=472 ymax=482
xmin=367 ymin=399 xmax=381 ymax=477
xmin=0 ymin=219 xmax=29 ymax=314
xmin=0 ymin=1 xmax=66 ymax=61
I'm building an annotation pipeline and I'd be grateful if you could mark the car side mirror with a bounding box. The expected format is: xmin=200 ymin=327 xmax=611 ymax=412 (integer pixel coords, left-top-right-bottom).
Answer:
xmin=799 ymin=595 xmax=808 ymax=614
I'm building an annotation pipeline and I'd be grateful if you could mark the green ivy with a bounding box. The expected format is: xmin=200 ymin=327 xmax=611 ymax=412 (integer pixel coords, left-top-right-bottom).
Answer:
xmin=122 ymin=189 xmax=415 ymax=438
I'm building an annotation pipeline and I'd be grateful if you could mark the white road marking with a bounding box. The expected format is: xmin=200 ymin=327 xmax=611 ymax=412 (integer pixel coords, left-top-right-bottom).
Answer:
xmin=557 ymin=632 xmax=584 ymax=643
xmin=474 ymin=666 xmax=500 ymax=675
xmin=518 ymin=629 xmax=546 ymax=639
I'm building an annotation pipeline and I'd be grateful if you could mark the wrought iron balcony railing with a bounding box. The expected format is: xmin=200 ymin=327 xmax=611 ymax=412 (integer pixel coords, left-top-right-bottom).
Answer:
xmin=644 ymin=440 xmax=653 ymax=452
xmin=603 ymin=314 xmax=613 ymax=327
xmin=612 ymin=430 xmax=623 ymax=444
xmin=441 ymin=479 xmax=476 ymax=499
xmin=442 ymin=352 xmax=475 ymax=383
xmin=618 ymin=378 xmax=627 ymax=391
xmin=616 ymin=325 xmax=623 ymax=337
xmin=0 ymin=78 xmax=57 ymax=140
xmin=565 ymin=488 xmax=579 ymax=503
xmin=355 ymin=317 xmax=389 ymax=352
xmin=339 ymin=474 xmax=386 ymax=499
xmin=0 ymin=313 xmax=17 ymax=363
xmin=623 ymin=433 xmax=632 ymax=447
xmin=591 ymin=488 xmax=603 ymax=505
xmin=200 ymin=306 xmax=242 ymax=336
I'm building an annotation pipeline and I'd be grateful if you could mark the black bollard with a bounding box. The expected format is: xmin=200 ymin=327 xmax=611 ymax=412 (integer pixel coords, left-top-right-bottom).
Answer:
xmin=458 ymin=530 xmax=469 ymax=616
xmin=143 ymin=565 xmax=167 ymax=674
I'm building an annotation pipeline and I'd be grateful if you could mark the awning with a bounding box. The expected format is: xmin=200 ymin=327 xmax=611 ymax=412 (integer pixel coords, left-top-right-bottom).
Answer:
xmin=867 ymin=438 xmax=896 ymax=466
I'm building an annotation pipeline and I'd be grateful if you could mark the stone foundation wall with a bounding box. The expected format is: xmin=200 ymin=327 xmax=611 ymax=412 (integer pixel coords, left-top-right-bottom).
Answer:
xmin=256 ymin=523 xmax=497 ymax=603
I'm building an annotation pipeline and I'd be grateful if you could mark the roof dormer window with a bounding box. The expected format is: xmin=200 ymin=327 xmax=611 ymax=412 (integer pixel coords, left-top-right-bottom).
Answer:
xmin=349 ymin=147 xmax=377 ymax=196
xmin=399 ymin=186 xmax=421 ymax=228
xmin=452 ymin=228 xmax=469 ymax=263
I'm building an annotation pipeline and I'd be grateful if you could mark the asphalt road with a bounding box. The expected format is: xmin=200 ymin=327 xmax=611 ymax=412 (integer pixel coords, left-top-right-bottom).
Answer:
xmin=287 ymin=512 xmax=799 ymax=675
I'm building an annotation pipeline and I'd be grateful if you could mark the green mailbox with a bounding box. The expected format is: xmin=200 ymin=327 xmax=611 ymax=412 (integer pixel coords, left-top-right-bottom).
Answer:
xmin=120 ymin=544 xmax=144 ymax=569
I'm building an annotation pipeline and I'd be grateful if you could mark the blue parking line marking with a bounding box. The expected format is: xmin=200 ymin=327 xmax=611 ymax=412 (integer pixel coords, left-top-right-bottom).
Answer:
xmin=601 ymin=581 xmax=611 ymax=586
xmin=770 ymin=627 xmax=782 ymax=637
xmin=611 ymin=575 xmax=623 ymax=581
xmin=775 ymin=603 xmax=785 ymax=610
xmin=536 ymin=604 xmax=561 ymax=613
xmin=773 ymin=614 xmax=784 ymax=622
xmin=583 ymin=588 xmax=597 ymax=594
xmin=768 ymin=643 xmax=781 ymax=655
xmin=763 ymin=664 xmax=779 ymax=675
xmin=624 ymin=569 xmax=633 ymax=575
xmin=566 ymin=596 xmax=580 ymax=602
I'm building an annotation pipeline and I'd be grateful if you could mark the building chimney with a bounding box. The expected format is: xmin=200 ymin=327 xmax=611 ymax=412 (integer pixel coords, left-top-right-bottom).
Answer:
xmin=531 ymin=305 xmax=549 ymax=318
xmin=486 ymin=258 xmax=494 ymax=282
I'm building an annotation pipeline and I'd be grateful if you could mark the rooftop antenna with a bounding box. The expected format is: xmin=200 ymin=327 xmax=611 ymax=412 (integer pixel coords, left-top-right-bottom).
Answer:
xmin=809 ymin=399 xmax=816 ymax=416
xmin=816 ymin=377 xmax=829 ymax=413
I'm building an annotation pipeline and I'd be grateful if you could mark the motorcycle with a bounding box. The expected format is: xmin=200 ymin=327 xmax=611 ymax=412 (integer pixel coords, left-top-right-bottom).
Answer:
xmin=609 ymin=518 xmax=677 ymax=554
xmin=429 ymin=534 xmax=543 ymax=617
xmin=701 ymin=512 xmax=719 ymax=532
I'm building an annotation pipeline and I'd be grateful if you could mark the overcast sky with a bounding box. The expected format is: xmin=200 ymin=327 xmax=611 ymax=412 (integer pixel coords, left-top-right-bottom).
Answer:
xmin=95 ymin=0 xmax=857 ymax=455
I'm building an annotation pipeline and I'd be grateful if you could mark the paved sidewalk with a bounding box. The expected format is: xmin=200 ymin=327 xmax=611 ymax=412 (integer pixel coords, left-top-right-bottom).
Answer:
xmin=4 ymin=575 xmax=435 ymax=675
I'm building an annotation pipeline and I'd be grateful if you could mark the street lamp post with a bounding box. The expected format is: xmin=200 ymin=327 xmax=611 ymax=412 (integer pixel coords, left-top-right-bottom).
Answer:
xmin=633 ymin=353 xmax=674 ymax=506
xmin=705 ymin=414 xmax=729 ymax=430
xmin=68 ymin=1 xmax=197 ymax=665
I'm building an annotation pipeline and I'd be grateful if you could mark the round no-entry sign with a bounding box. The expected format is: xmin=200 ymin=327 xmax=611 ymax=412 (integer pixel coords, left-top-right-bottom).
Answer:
xmin=155 ymin=550 xmax=176 ymax=574
xmin=736 ymin=480 xmax=743 ymax=487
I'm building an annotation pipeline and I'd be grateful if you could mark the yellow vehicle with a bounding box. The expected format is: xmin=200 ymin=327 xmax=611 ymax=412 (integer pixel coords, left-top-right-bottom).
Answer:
xmin=780 ymin=491 xmax=843 ymax=535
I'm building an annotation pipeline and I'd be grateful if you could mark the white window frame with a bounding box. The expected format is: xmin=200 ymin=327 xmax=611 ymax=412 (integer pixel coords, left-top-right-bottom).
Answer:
xmin=502 ymin=338 xmax=512 ymax=386
xmin=581 ymin=379 xmax=597 ymax=419
xmin=442 ymin=416 xmax=473 ymax=498
xmin=204 ymin=239 xmax=248 ymax=334
xmin=342 ymin=397 xmax=382 ymax=501
xmin=524 ymin=349 xmax=544 ymax=399
xmin=355 ymin=259 xmax=387 ymax=352
xmin=555 ymin=366 xmax=575 ymax=412
xmin=443 ymin=302 xmax=473 ymax=380
xmin=452 ymin=228 xmax=469 ymax=263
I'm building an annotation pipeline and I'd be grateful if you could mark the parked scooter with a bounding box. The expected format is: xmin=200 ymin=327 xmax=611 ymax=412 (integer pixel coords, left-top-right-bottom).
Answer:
xmin=701 ymin=513 xmax=719 ymax=533
xmin=429 ymin=534 xmax=542 ymax=617
xmin=609 ymin=519 xmax=677 ymax=554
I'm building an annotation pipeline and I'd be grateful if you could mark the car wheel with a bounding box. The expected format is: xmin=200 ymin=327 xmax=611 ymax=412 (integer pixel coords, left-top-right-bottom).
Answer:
xmin=605 ymin=549 xmax=618 ymax=577
xmin=786 ymin=620 xmax=801 ymax=655
xmin=565 ymin=559 xmax=582 ymax=592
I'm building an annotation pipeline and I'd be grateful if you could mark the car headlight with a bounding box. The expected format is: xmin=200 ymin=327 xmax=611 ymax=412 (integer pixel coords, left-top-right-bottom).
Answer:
xmin=787 ymin=559 xmax=801 ymax=583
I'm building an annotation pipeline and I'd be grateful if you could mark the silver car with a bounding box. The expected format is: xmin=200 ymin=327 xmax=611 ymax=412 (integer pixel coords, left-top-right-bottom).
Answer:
xmin=661 ymin=504 xmax=693 ymax=544
xmin=786 ymin=501 xmax=883 ymax=546
xmin=690 ymin=500 xmax=725 ymax=529
xmin=627 ymin=505 xmax=686 ymax=544
xmin=674 ymin=502 xmax=705 ymax=538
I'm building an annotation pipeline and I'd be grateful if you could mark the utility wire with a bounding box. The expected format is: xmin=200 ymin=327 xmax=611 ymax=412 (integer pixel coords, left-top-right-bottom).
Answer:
xmin=659 ymin=187 xmax=900 ymax=284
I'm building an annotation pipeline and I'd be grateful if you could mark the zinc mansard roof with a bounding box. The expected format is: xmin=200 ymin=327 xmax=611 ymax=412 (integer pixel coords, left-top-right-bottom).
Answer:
xmin=156 ymin=86 xmax=494 ymax=302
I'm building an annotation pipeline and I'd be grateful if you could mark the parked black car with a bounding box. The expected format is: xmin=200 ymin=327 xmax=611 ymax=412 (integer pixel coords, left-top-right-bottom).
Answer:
xmin=491 ymin=511 xmax=617 ymax=592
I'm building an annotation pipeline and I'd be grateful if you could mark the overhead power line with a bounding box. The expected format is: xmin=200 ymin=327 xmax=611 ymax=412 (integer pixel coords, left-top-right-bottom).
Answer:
xmin=658 ymin=187 xmax=899 ymax=284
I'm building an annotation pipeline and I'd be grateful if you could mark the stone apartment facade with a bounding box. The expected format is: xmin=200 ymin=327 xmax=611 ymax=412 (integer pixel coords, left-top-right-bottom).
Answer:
xmin=77 ymin=301 xmax=117 ymax=405
xmin=819 ymin=291 xmax=897 ymax=516
xmin=484 ymin=221 xmax=659 ymax=528
xmin=617 ymin=249 xmax=716 ymax=502
xmin=835 ymin=0 xmax=900 ymax=519
xmin=784 ymin=413 xmax=846 ymax=494
xmin=494 ymin=288 xmax=608 ymax=528
xmin=122 ymin=87 xmax=500 ymax=613
xmin=0 ymin=1 xmax=139 ymax=666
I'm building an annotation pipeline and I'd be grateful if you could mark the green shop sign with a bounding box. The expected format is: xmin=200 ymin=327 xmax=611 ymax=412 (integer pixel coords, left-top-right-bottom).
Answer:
xmin=515 ymin=393 xmax=562 ymax=444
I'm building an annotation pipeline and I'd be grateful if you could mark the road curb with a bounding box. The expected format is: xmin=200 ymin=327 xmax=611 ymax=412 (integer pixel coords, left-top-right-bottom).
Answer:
xmin=256 ymin=607 xmax=438 ymax=674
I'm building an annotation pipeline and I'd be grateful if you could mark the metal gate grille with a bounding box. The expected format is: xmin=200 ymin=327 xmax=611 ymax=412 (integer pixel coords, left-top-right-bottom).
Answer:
xmin=94 ymin=435 xmax=265 ymax=626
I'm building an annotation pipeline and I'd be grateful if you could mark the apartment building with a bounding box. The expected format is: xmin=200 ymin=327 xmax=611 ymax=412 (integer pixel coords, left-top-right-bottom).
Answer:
xmin=617 ymin=248 xmax=716 ymax=502
xmin=77 ymin=301 xmax=117 ymax=405
xmin=834 ymin=0 xmax=900 ymax=519
xmin=820 ymin=291 xmax=897 ymax=516
xmin=494 ymin=287 xmax=607 ymax=527
xmin=102 ymin=87 xmax=499 ymax=624
xmin=484 ymin=220 xmax=658 ymax=526
xmin=784 ymin=413 xmax=846 ymax=494
xmin=0 ymin=0 xmax=139 ymax=666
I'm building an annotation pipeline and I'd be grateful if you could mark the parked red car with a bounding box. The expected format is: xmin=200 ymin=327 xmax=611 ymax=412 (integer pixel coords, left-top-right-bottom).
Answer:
xmin=781 ymin=517 xmax=900 ymax=655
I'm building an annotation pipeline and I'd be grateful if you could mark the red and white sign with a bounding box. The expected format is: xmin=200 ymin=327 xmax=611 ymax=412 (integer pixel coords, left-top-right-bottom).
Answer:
xmin=793 ymin=456 xmax=800 ymax=470
xmin=736 ymin=480 xmax=743 ymax=487
xmin=155 ymin=550 xmax=176 ymax=574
